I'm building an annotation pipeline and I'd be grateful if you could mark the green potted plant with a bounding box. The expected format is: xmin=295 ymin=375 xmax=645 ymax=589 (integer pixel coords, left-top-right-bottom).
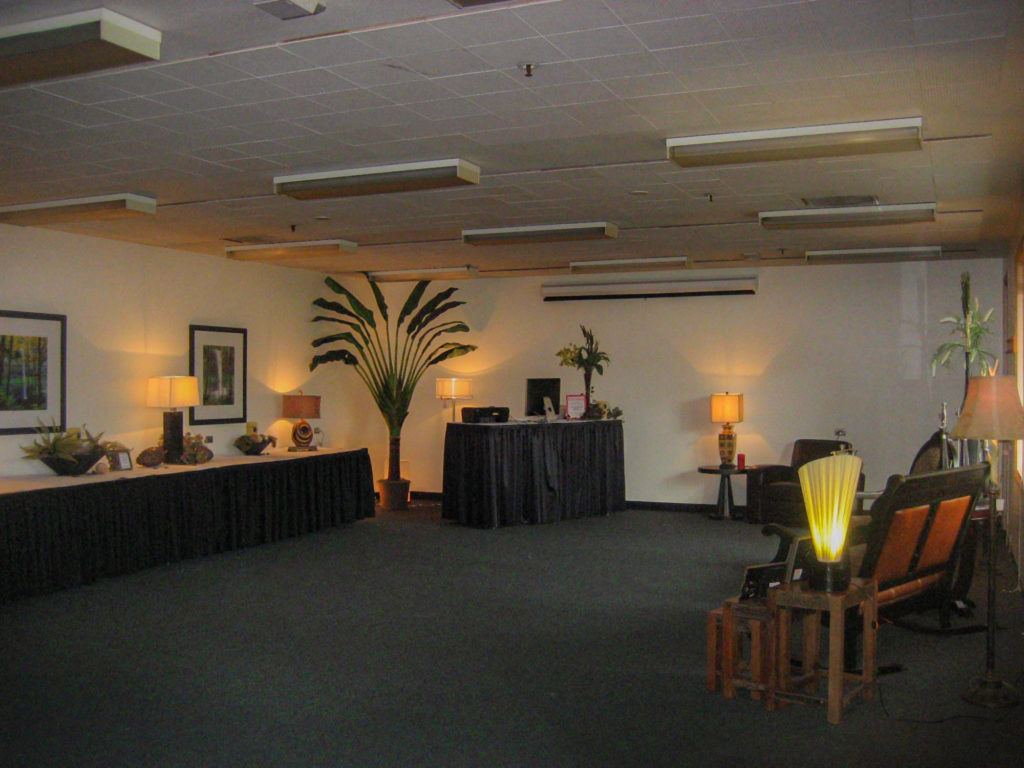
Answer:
xmin=309 ymin=276 xmax=476 ymax=510
xmin=557 ymin=325 xmax=610 ymax=411
xmin=931 ymin=271 xmax=998 ymax=406
xmin=21 ymin=420 xmax=107 ymax=476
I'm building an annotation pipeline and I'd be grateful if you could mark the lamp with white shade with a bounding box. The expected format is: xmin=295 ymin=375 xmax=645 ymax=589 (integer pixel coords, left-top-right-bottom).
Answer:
xmin=146 ymin=376 xmax=199 ymax=464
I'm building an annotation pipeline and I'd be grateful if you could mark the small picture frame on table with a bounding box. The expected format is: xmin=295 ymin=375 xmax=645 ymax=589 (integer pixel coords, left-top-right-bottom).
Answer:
xmin=107 ymin=449 xmax=133 ymax=471
xmin=565 ymin=394 xmax=586 ymax=420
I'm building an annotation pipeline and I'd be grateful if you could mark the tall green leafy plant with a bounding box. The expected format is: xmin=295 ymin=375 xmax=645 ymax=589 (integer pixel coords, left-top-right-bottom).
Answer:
xmin=931 ymin=272 xmax=997 ymax=405
xmin=557 ymin=325 xmax=609 ymax=407
xmin=309 ymin=276 xmax=476 ymax=484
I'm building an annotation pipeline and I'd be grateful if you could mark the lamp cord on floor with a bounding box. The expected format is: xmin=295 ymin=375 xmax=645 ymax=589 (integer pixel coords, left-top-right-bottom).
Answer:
xmin=875 ymin=669 xmax=1024 ymax=724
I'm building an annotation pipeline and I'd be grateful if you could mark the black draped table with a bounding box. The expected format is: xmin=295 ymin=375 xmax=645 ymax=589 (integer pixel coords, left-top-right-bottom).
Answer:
xmin=0 ymin=448 xmax=375 ymax=603
xmin=442 ymin=420 xmax=626 ymax=528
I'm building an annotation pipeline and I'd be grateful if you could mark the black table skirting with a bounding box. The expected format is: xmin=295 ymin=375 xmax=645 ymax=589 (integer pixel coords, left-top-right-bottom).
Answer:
xmin=442 ymin=420 xmax=626 ymax=528
xmin=0 ymin=449 xmax=375 ymax=603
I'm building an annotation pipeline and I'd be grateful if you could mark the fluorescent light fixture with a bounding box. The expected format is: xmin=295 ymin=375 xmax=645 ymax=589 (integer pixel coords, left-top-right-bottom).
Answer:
xmin=569 ymin=256 xmax=688 ymax=274
xmin=0 ymin=9 xmax=161 ymax=87
xmin=805 ymin=245 xmax=942 ymax=264
xmin=759 ymin=203 xmax=936 ymax=229
xmin=541 ymin=276 xmax=757 ymax=302
xmin=274 ymin=159 xmax=480 ymax=200
xmin=463 ymin=222 xmax=618 ymax=246
xmin=367 ymin=266 xmax=479 ymax=283
xmin=253 ymin=0 xmax=325 ymax=20
xmin=0 ymin=193 xmax=157 ymax=226
xmin=225 ymin=239 xmax=357 ymax=261
xmin=666 ymin=118 xmax=922 ymax=168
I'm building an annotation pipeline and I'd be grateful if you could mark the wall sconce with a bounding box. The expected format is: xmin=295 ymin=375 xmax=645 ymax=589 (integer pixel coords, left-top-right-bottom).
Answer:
xmin=282 ymin=391 xmax=321 ymax=451
xmin=799 ymin=453 xmax=863 ymax=593
xmin=146 ymin=376 xmax=199 ymax=463
xmin=710 ymin=392 xmax=743 ymax=466
xmin=436 ymin=377 xmax=473 ymax=421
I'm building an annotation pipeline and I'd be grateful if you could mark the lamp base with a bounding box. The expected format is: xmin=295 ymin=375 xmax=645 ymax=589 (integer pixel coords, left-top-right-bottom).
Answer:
xmin=162 ymin=410 xmax=185 ymax=464
xmin=718 ymin=424 xmax=736 ymax=466
xmin=809 ymin=558 xmax=850 ymax=593
xmin=289 ymin=418 xmax=316 ymax=451
xmin=962 ymin=674 xmax=1020 ymax=708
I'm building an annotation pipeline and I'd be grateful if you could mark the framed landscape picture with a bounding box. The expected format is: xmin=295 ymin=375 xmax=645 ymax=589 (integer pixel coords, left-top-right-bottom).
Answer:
xmin=189 ymin=324 xmax=247 ymax=425
xmin=0 ymin=309 xmax=66 ymax=435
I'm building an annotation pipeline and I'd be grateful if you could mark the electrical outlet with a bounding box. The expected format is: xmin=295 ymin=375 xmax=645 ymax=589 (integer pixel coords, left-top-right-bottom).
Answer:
xmin=204 ymin=435 xmax=213 ymax=443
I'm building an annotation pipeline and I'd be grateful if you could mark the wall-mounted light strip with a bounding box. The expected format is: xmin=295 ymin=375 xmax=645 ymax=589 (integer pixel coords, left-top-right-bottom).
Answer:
xmin=274 ymin=159 xmax=480 ymax=200
xmin=463 ymin=221 xmax=618 ymax=246
xmin=804 ymin=245 xmax=943 ymax=264
xmin=0 ymin=9 xmax=161 ymax=87
xmin=759 ymin=203 xmax=936 ymax=229
xmin=569 ymin=256 xmax=687 ymax=274
xmin=225 ymin=239 xmax=357 ymax=261
xmin=666 ymin=118 xmax=923 ymax=168
xmin=366 ymin=266 xmax=479 ymax=283
xmin=0 ymin=193 xmax=157 ymax=225
xmin=541 ymin=276 xmax=757 ymax=302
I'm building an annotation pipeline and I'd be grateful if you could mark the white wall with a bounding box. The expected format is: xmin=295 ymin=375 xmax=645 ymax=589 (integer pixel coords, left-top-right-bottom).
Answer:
xmin=0 ymin=224 xmax=363 ymax=476
xmin=0 ymin=223 xmax=1005 ymax=508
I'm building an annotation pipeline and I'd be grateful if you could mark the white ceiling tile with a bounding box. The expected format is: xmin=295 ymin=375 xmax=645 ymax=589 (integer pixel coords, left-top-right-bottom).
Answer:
xmin=913 ymin=9 xmax=1009 ymax=44
xmin=714 ymin=3 xmax=819 ymax=39
xmin=514 ymin=0 xmax=623 ymax=34
xmin=151 ymin=88 xmax=232 ymax=112
xmin=330 ymin=60 xmax=426 ymax=88
xmin=469 ymin=88 xmax=550 ymax=113
xmin=532 ymin=81 xmax=617 ymax=106
xmin=286 ymin=35 xmax=383 ymax=68
xmin=97 ymin=68 xmax=188 ymax=96
xmin=218 ymin=48 xmax=313 ymax=77
xmin=651 ymin=41 xmax=746 ymax=72
xmin=371 ymin=80 xmax=456 ymax=105
xmin=603 ymin=72 xmax=691 ymax=99
xmin=429 ymin=9 xmax=538 ymax=45
xmin=155 ymin=59 xmax=249 ymax=87
xmin=434 ymin=70 xmax=523 ymax=96
xmin=396 ymin=48 xmax=493 ymax=79
xmin=100 ymin=97 xmax=180 ymax=120
xmin=307 ymin=89 xmax=394 ymax=113
xmin=467 ymin=37 xmax=569 ymax=69
xmin=35 ymin=78 xmax=131 ymax=104
xmin=605 ymin=0 xmax=719 ymax=24
xmin=263 ymin=69 xmax=352 ymax=96
xmin=204 ymin=79 xmax=294 ymax=106
xmin=629 ymin=15 xmax=731 ymax=50
xmin=353 ymin=22 xmax=462 ymax=58
xmin=547 ymin=26 xmax=647 ymax=60
xmin=407 ymin=97 xmax=490 ymax=121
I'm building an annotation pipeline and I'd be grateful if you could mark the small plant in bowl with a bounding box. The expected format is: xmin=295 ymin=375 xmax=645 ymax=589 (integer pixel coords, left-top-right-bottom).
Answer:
xmin=21 ymin=420 xmax=107 ymax=476
xmin=234 ymin=433 xmax=277 ymax=455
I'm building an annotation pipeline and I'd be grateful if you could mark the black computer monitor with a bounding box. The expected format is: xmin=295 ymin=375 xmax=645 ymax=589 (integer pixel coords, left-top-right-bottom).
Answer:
xmin=525 ymin=378 xmax=560 ymax=416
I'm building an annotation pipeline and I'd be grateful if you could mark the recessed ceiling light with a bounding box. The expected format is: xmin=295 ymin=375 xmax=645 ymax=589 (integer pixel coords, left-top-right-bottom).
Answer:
xmin=274 ymin=159 xmax=481 ymax=200
xmin=804 ymin=246 xmax=942 ymax=264
xmin=569 ymin=256 xmax=687 ymax=274
xmin=0 ymin=193 xmax=157 ymax=225
xmin=366 ymin=266 xmax=478 ymax=282
xmin=225 ymin=239 xmax=357 ymax=261
xmin=758 ymin=203 xmax=936 ymax=229
xmin=463 ymin=222 xmax=618 ymax=246
xmin=666 ymin=118 xmax=923 ymax=168
xmin=0 ymin=9 xmax=161 ymax=87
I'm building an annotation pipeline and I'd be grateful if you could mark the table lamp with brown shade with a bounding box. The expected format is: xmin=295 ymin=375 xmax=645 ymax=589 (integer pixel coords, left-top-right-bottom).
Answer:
xmin=282 ymin=391 xmax=321 ymax=452
xmin=710 ymin=392 xmax=743 ymax=467
xmin=147 ymin=376 xmax=200 ymax=464
xmin=949 ymin=375 xmax=1024 ymax=708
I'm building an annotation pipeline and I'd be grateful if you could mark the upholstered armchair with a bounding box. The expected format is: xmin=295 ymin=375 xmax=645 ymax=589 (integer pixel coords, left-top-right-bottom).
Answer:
xmin=745 ymin=439 xmax=858 ymax=525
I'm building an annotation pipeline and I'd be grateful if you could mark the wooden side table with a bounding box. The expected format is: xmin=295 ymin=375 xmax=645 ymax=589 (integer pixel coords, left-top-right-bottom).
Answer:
xmin=767 ymin=577 xmax=877 ymax=724
xmin=698 ymin=464 xmax=754 ymax=520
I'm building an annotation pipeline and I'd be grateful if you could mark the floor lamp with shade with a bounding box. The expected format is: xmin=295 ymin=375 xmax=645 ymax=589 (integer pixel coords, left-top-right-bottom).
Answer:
xmin=948 ymin=375 xmax=1024 ymax=708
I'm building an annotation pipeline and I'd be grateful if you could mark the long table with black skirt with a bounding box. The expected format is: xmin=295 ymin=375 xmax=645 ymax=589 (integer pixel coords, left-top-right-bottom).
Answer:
xmin=0 ymin=448 xmax=375 ymax=603
xmin=442 ymin=420 xmax=626 ymax=528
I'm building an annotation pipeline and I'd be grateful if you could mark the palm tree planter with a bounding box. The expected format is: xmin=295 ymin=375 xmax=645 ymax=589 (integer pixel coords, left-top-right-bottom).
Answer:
xmin=310 ymin=276 xmax=476 ymax=510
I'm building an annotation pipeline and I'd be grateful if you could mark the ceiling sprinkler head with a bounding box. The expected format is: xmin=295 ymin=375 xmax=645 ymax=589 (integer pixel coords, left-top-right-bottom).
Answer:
xmin=520 ymin=63 xmax=536 ymax=78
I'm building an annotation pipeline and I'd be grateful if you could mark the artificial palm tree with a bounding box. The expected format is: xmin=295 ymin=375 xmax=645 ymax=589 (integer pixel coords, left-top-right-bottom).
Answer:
xmin=309 ymin=276 xmax=476 ymax=509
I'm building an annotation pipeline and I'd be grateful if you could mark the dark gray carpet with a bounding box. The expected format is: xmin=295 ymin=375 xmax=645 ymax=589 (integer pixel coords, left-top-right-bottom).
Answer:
xmin=1 ymin=506 xmax=1022 ymax=768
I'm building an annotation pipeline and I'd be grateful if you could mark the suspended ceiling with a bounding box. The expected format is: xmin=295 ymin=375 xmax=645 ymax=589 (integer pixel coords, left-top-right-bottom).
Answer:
xmin=1 ymin=0 xmax=1022 ymax=277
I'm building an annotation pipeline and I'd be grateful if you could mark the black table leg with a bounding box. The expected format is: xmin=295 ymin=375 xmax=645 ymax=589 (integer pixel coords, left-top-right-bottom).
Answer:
xmin=710 ymin=474 xmax=734 ymax=520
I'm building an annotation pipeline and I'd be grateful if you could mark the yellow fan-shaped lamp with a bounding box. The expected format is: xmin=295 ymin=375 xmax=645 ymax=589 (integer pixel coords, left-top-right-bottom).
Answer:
xmin=799 ymin=452 xmax=862 ymax=592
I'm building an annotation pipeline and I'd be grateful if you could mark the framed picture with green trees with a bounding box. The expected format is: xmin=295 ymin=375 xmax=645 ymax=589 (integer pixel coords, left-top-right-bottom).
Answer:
xmin=0 ymin=309 xmax=66 ymax=435
xmin=188 ymin=324 xmax=247 ymax=425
